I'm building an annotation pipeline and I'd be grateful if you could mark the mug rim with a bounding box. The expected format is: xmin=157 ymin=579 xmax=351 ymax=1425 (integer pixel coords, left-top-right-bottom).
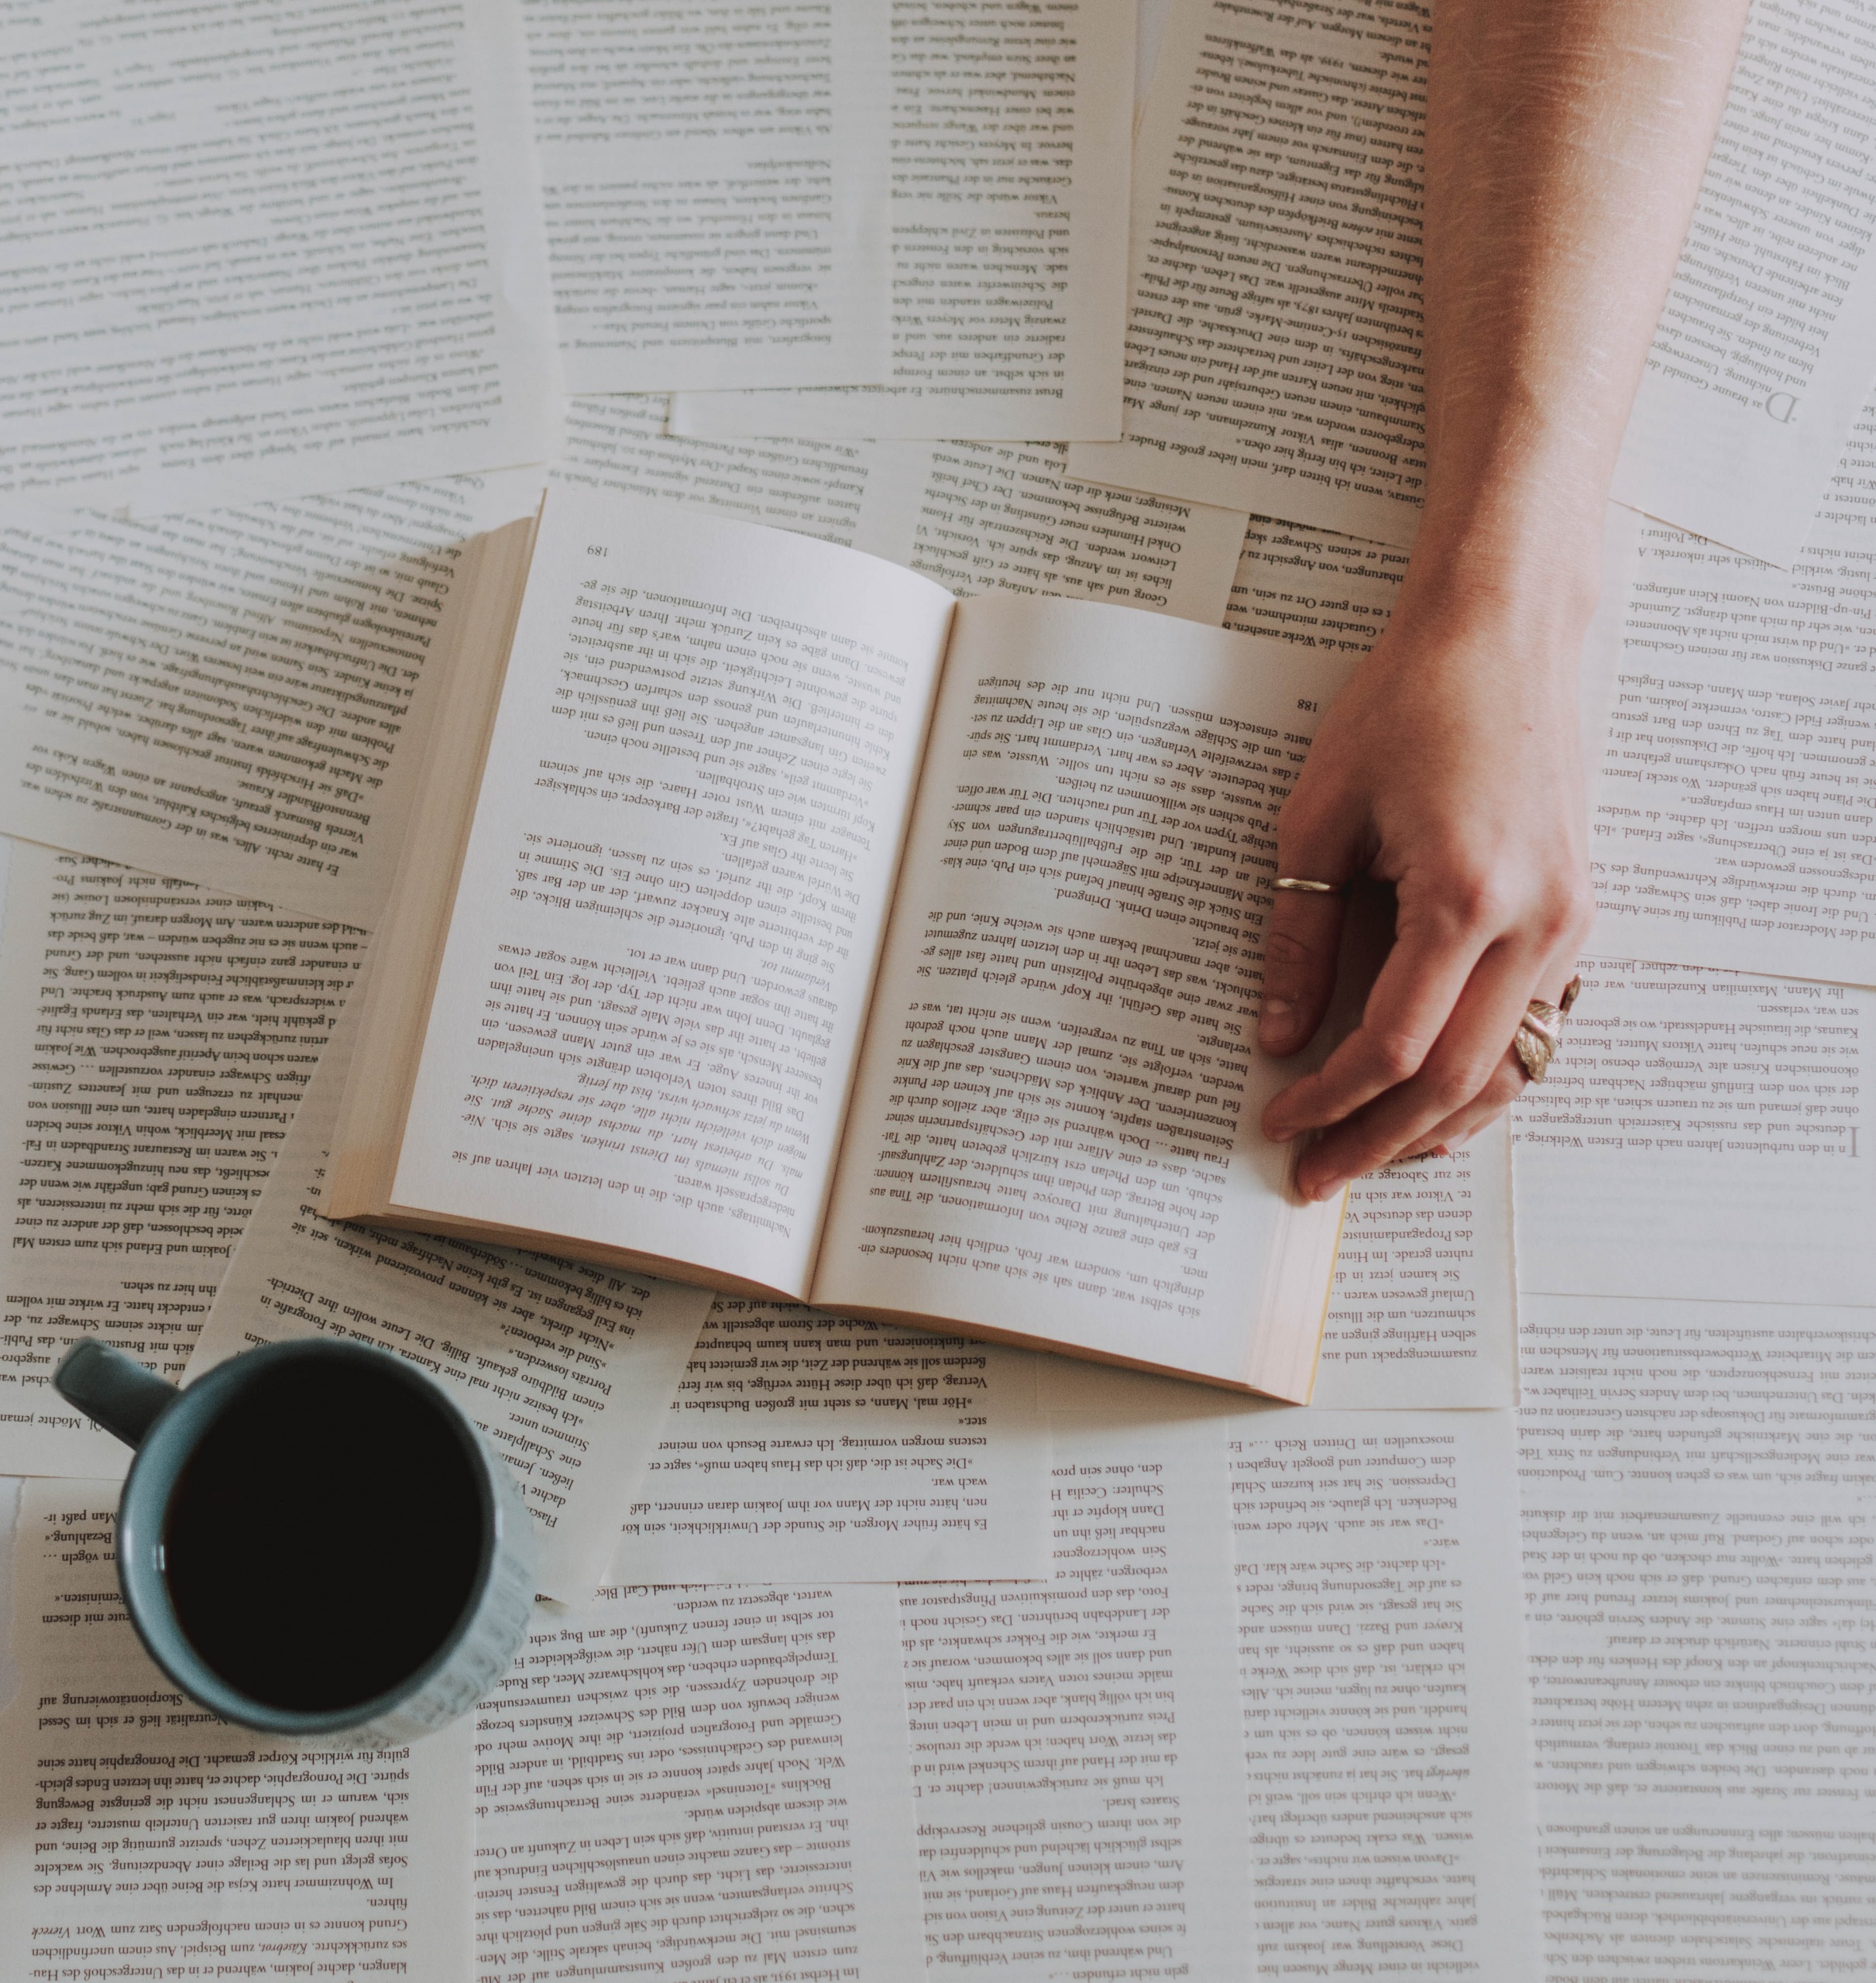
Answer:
xmin=118 ymin=1337 xmax=502 ymax=1737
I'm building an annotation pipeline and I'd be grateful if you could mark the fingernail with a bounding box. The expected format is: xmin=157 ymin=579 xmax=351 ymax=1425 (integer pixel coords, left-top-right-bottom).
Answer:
xmin=1263 ymin=1109 xmax=1297 ymax=1145
xmin=1259 ymin=996 xmax=1297 ymax=1049
xmin=1307 ymin=1174 xmax=1346 ymax=1203
xmin=1429 ymin=1144 xmax=1450 ymax=1159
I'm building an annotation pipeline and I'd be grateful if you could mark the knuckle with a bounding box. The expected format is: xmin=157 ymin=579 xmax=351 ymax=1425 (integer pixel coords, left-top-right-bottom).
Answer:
xmin=1369 ymin=1030 xmax=1430 ymax=1084
xmin=1263 ymin=926 xmax=1328 ymax=978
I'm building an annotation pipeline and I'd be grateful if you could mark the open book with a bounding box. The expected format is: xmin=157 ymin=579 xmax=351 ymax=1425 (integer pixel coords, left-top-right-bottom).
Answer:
xmin=325 ymin=490 xmax=1354 ymax=1395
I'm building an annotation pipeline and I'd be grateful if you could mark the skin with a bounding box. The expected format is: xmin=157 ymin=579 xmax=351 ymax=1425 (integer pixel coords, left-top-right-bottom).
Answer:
xmin=1259 ymin=0 xmax=1754 ymax=1201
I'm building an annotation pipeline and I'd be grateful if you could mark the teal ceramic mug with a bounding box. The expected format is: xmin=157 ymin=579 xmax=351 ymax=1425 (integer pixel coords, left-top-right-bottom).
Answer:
xmin=54 ymin=1335 xmax=538 ymax=1748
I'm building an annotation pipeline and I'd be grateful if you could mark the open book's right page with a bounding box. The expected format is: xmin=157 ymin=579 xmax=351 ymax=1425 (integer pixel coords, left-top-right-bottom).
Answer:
xmin=815 ymin=593 xmax=1362 ymax=1381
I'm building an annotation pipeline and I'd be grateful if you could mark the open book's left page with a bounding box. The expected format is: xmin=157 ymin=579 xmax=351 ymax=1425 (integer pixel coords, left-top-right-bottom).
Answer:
xmin=388 ymin=491 xmax=957 ymax=1297
xmin=0 ymin=0 xmax=560 ymax=517
xmin=0 ymin=1479 xmax=474 ymax=1982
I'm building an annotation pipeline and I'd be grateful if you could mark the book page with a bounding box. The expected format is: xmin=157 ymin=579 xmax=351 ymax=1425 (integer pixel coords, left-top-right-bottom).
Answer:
xmin=815 ymin=593 xmax=1362 ymax=1385
xmin=1590 ymin=406 xmax=1876 ymax=983
xmin=1514 ymin=955 xmax=1874 ymax=1308
xmin=0 ymin=1478 xmax=472 ymax=1982
xmin=556 ymin=399 xmax=1251 ymax=622
xmin=1225 ymin=516 xmax=1408 ymax=652
xmin=0 ymin=0 xmax=558 ymax=518
xmin=526 ymin=0 xmax=891 ymax=394
xmin=1067 ymin=0 xmax=1431 ymax=545
xmin=0 ymin=844 xmax=361 ymax=1478
xmin=898 ymin=1413 xmax=1253 ymax=1976
xmin=393 ymin=490 xmax=957 ymax=1297
xmin=1520 ymin=1291 xmax=1876 ymax=1976
xmin=187 ymin=992 xmax=713 ymax=1601
xmin=474 ymin=1579 xmax=923 ymax=1980
xmin=1230 ymin=1408 xmax=1541 ymax=1975
xmin=1612 ymin=0 xmax=1876 ymax=568
xmin=0 ymin=469 xmax=545 ymax=926
xmin=613 ymin=1297 xmax=1053 ymax=1583
xmin=669 ymin=0 xmax=1133 ymax=440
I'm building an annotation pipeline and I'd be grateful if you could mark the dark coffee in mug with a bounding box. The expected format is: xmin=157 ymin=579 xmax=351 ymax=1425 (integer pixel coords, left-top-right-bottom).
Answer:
xmin=163 ymin=1357 xmax=486 ymax=1712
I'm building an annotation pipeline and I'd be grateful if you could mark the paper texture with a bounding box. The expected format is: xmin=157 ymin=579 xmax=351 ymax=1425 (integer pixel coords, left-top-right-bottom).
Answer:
xmin=0 ymin=0 xmax=560 ymax=518
xmin=0 ymin=844 xmax=360 ymax=1478
xmin=1067 ymin=0 xmax=1431 ymax=543
xmin=392 ymin=489 xmax=957 ymax=1296
xmin=474 ymin=1579 xmax=923 ymax=1979
xmin=1589 ymin=410 xmax=1876 ymax=983
xmin=558 ymin=398 xmax=1251 ymax=623
xmin=187 ymin=990 xmax=714 ymax=1601
xmin=0 ymin=469 xmax=546 ymax=926
xmin=527 ymin=0 xmax=892 ymax=393
xmin=1231 ymin=1407 xmax=1541 ymax=1975
xmin=0 ymin=1478 xmax=473 ymax=1982
xmin=1612 ymin=0 xmax=1876 ymax=567
xmin=1225 ymin=515 xmax=1410 ymax=652
xmin=613 ymin=1297 xmax=1053 ymax=1583
xmin=1520 ymin=1290 xmax=1876 ymax=1974
xmin=1514 ymin=954 xmax=1874 ymax=1308
xmin=671 ymin=0 xmax=1134 ymax=440
xmin=900 ymin=1414 xmax=1253 ymax=1974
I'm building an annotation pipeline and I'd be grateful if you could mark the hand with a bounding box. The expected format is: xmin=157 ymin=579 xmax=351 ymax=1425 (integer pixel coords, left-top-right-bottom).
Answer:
xmin=1256 ymin=575 xmax=1596 ymax=1200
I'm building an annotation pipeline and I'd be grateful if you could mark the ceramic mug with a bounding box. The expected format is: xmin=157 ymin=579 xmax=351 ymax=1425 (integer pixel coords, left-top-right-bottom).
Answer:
xmin=54 ymin=1335 xmax=538 ymax=1748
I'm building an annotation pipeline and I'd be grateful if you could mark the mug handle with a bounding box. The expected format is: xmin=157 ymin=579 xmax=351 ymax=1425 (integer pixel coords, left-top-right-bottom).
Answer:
xmin=54 ymin=1339 xmax=183 ymax=1449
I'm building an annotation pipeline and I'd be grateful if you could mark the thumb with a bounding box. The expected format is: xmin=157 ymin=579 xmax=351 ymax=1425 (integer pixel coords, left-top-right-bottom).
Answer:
xmin=1258 ymin=884 xmax=1348 ymax=1055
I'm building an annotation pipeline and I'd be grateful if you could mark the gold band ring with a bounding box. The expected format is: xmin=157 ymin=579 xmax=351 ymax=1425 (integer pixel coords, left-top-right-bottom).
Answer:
xmin=1273 ymin=877 xmax=1344 ymax=895
xmin=1514 ymin=975 xmax=1582 ymax=1083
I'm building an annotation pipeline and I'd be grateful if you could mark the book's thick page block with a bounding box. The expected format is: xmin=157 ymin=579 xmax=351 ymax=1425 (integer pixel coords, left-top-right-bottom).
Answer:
xmin=367 ymin=490 xmax=957 ymax=1297
xmin=0 ymin=1480 xmax=472 ymax=1982
xmin=813 ymin=592 xmax=1358 ymax=1392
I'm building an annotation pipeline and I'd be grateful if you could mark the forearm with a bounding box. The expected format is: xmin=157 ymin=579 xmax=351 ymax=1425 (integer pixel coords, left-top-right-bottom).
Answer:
xmin=1412 ymin=0 xmax=1750 ymax=627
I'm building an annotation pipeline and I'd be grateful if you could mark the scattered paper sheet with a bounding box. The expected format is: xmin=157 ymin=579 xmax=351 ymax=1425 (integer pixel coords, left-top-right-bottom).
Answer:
xmin=0 ymin=843 xmax=361 ymax=1477
xmin=1067 ymin=0 xmax=1431 ymax=543
xmin=1588 ymin=411 xmax=1876 ymax=985
xmin=0 ymin=1 xmax=560 ymax=518
xmin=901 ymin=1413 xmax=1254 ymax=1974
xmin=1520 ymin=1290 xmax=1876 ymax=1974
xmin=671 ymin=0 xmax=1134 ymax=440
xmin=527 ymin=0 xmax=892 ymax=394
xmin=555 ymin=397 xmax=1250 ymax=624
xmin=1516 ymin=955 xmax=1875 ymax=1308
xmin=474 ymin=1579 xmax=923 ymax=1978
xmin=0 ymin=470 xmax=545 ymax=926
xmin=1230 ymin=1407 xmax=1541 ymax=1975
xmin=0 ymin=1478 xmax=473 ymax=1982
xmin=186 ymin=990 xmax=713 ymax=1602
xmin=1612 ymin=0 xmax=1876 ymax=568
xmin=613 ymin=1297 xmax=1053 ymax=1584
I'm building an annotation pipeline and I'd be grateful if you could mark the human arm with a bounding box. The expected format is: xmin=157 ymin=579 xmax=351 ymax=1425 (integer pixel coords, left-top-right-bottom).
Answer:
xmin=1259 ymin=0 xmax=1752 ymax=1198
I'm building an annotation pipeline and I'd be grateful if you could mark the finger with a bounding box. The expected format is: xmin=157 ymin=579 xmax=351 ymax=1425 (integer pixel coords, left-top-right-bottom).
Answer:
xmin=1263 ymin=900 xmax=1493 ymax=1142
xmin=1395 ymin=1053 xmax=1526 ymax=1159
xmin=1293 ymin=937 xmax=1555 ymax=1198
xmin=1257 ymin=889 xmax=1348 ymax=1057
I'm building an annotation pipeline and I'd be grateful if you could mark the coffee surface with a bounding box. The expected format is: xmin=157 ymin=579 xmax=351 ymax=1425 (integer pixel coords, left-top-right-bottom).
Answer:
xmin=163 ymin=1361 xmax=485 ymax=1711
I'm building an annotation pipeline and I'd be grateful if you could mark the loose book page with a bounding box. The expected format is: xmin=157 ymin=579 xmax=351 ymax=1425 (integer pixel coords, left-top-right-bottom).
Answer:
xmin=1589 ymin=404 xmax=1876 ymax=983
xmin=670 ymin=0 xmax=1135 ymax=440
xmin=0 ymin=469 xmax=546 ymax=926
xmin=474 ymin=1579 xmax=923 ymax=1981
xmin=1612 ymin=0 xmax=1876 ymax=568
xmin=557 ymin=398 xmax=1251 ymax=622
xmin=613 ymin=1297 xmax=1053 ymax=1583
xmin=1515 ymin=955 xmax=1874 ymax=1308
xmin=1067 ymin=0 xmax=1431 ymax=545
xmin=0 ymin=1478 xmax=472 ymax=1982
xmin=392 ymin=491 xmax=956 ymax=1296
xmin=1520 ymin=1291 xmax=1876 ymax=1976
xmin=0 ymin=1 xmax=559 ymax=517
xmin=814 ymin=593 xmax=1362 ymax=1383
xmin=1230 ymin=1408 xmax=1541 ymax=1976
xmin=187 ymin=991 xmax=713 ymax=1601
xmin=1225 ymin=516 xmax=1408 ymax=653
xmin=525 ymin=0 xmax=892 ymax=394
xmin=1036 ymin=1134 xmax=1517 ymax=1413
xmin=899 ymin=1414 xmax=1253 ymax=1975
xmin=0 ymin=844 xmax=361 ymax=1479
